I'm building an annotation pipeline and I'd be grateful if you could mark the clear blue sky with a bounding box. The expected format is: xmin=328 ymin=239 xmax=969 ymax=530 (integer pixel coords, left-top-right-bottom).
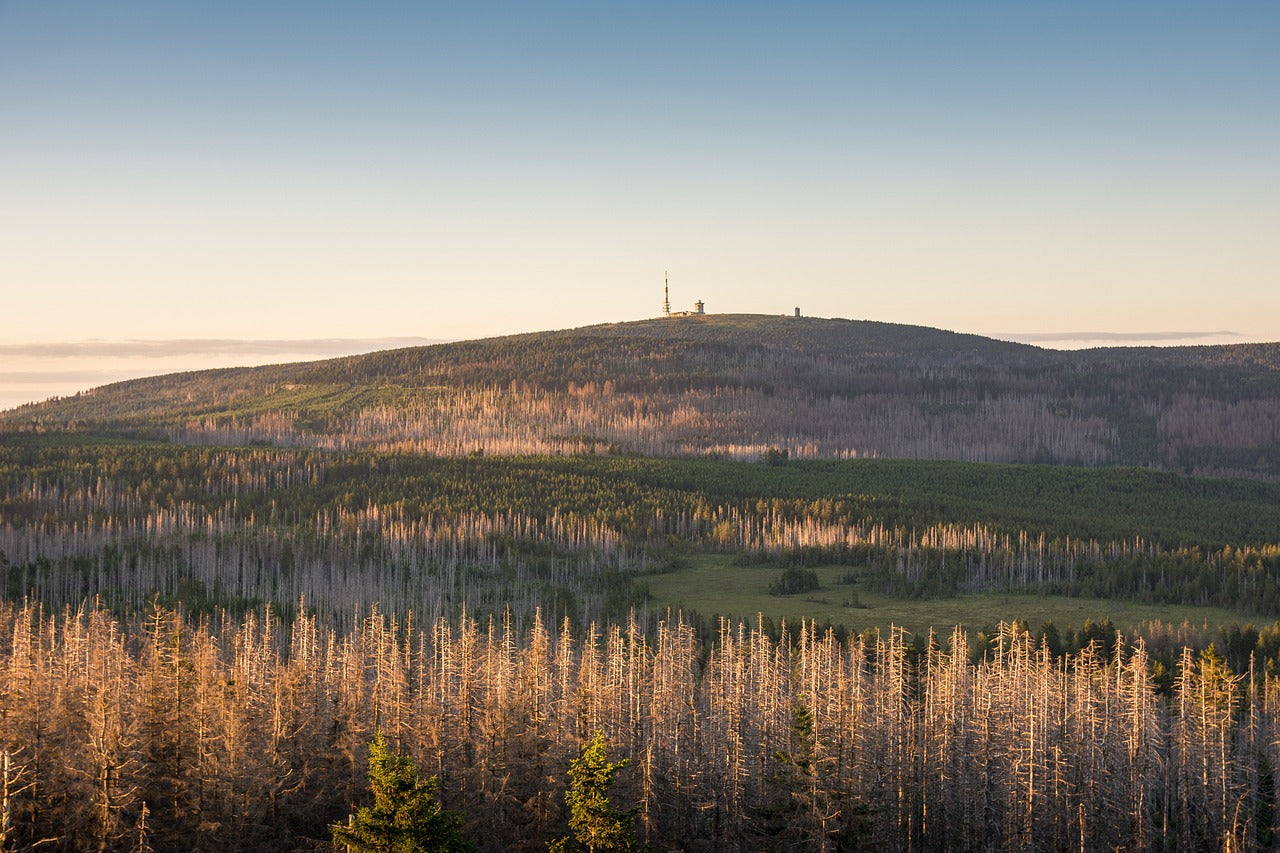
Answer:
xmin=2 ymin=1 xmax=1277 ymax=345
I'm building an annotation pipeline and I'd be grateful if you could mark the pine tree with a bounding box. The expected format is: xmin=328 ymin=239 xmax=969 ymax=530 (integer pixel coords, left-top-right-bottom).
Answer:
xmin=550 ymin=731 xmax=637 ymax=853
xmin=750 ymin=697 xmax=844 ymax=851
xmin=331 ymin=733 xmax=471 ymax=853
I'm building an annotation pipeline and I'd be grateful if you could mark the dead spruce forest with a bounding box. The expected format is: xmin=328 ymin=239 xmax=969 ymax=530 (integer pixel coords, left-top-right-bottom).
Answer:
xmin=3 ymin=314 xmax=1280 ymax=851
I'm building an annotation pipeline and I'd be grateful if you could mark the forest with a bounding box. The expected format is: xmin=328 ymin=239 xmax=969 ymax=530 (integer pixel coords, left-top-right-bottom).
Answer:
xmin=3 ymin=439 xmax=1280 ymax=627
xmin=2 ymin=437 xmax=1280 ymax=849
xmin=4 ymin=315 xmax=1280 ymax=850
xmin=3 ymin=601 xmax=1280 ymax=852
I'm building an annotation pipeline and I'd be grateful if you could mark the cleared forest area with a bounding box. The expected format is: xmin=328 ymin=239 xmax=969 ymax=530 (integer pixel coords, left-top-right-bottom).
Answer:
xmin=644 ymin=553 xmax=1258 ymax=638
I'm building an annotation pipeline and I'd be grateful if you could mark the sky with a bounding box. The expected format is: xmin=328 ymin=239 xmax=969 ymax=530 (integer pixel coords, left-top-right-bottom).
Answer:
xmin=1 ymin=2 xmax=1278 ymax=408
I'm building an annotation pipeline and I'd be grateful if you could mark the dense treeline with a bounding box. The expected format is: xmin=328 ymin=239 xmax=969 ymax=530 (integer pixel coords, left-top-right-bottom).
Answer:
xmin=5 ymin=601 xmax=1280 ymax=851
xmin=5 ymin=316 xmax=1279 ymax=478
xmin=3 ymin=442 xmax=1279 ymax=622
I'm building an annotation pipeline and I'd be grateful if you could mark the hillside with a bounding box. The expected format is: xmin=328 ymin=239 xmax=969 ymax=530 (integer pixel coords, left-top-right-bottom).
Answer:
xmin=4 ymin=314 xmax=1280 ymax=478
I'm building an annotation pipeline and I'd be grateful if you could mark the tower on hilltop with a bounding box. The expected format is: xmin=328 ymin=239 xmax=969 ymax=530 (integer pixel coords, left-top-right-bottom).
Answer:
xmin=662 ymin=272 xmax=706 ymax=317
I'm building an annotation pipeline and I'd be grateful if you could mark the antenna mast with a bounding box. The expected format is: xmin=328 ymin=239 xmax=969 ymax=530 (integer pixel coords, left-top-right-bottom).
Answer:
xmin=663 ymin=272 xmax=671 ymax=316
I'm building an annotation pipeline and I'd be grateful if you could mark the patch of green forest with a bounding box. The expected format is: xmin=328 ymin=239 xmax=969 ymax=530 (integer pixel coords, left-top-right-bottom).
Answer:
xmin=4 ymin=436 xmax=1278 ymax=546
xmin=3 ymin=435 xmax=1279 ymax=626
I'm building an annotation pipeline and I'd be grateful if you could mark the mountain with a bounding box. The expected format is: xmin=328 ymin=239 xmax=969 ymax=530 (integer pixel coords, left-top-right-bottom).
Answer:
xmin=4 ymin=314 xmax=1279 ymax=478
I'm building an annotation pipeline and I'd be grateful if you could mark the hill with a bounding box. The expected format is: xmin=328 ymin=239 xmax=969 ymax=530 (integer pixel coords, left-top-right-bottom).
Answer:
xmin=4 ymin=314 xmax=1280 ymax=478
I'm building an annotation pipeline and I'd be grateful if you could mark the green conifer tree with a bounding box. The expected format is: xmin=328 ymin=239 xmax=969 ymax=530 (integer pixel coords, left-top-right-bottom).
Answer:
xmin=331 ymin=733 xmax=471 ymax=853
xmin=549 ymin=732 xmax=637 ymax=852
xmin=749 ymin=697 xmax=857 ymax=851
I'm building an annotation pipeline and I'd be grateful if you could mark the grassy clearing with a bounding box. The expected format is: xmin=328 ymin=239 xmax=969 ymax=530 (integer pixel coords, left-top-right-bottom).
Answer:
xmin=642 ymin=554 xmax=1262 ymax=635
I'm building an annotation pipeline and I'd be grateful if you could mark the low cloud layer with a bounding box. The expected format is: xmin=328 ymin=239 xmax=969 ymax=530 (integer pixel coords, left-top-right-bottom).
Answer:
xmin=2 ymin=370 xmax=136 ymax=386
xmin=993 ymin=331 xmax=1243 ymax=346
xmin=0 ymin=337 xmax=446 ymax=359
xmin=0 ymin=337 xmax=450 ymax=411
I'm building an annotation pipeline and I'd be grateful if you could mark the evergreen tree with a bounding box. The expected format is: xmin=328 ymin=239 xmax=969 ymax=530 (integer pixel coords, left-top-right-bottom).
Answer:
xmin=550 ymin=732 xmax=637 ymax=853
xmin=750 ymin=697 xmax=849 ymax=851
xmin=331 ymin=733 xmax=471 ymax=853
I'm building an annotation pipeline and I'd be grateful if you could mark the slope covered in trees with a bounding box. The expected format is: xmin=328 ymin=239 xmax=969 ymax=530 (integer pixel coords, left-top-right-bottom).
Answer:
xmin=5 ymin=315 xmax=1279 ymax=479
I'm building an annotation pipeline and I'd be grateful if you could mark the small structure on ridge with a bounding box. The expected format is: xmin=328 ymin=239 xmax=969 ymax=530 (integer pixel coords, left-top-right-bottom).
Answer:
xmin=662 ymin=273 xmax=705 ymax=317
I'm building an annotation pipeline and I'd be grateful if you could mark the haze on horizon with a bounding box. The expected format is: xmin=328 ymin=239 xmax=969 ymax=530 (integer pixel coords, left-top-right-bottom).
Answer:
xmin=2 ymin=2 xmax=1277 ymax=368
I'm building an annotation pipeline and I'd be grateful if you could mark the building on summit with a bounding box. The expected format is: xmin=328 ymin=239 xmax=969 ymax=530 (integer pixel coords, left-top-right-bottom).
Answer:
xmin=662 ymin=272 xmax=705 ymax=317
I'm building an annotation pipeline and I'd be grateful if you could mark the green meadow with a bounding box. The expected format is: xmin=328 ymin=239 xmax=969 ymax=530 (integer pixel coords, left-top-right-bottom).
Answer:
xmin=642 ymin=553 xmax=1260 ymax=636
